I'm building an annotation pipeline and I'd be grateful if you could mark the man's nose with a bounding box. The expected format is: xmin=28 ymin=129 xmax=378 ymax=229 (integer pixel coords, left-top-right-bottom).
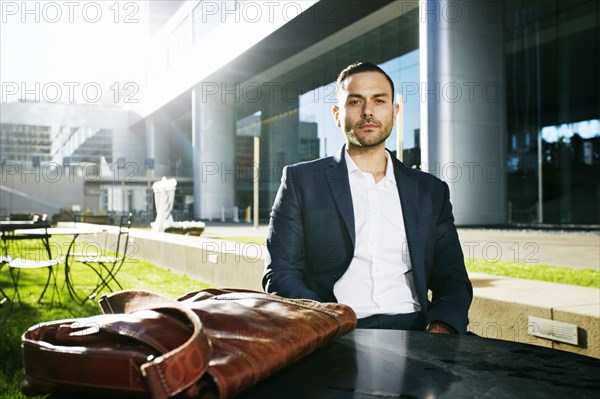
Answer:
xmin=362 ymin=103 xmax=374 ymax=118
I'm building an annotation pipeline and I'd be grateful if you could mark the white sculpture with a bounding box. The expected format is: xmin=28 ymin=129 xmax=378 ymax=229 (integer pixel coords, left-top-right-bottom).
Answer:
xmin=151 ymin=177 xmax=177 ymax=232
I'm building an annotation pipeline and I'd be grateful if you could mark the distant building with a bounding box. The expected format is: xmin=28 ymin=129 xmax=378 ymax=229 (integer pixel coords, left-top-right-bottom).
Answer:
xmin=2 ymin=0 xmax=598 ymax=227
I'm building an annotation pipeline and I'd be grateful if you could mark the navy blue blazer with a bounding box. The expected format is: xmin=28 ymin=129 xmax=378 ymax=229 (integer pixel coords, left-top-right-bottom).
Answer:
xmin=263 ymin=146 xmax=473 ymax=334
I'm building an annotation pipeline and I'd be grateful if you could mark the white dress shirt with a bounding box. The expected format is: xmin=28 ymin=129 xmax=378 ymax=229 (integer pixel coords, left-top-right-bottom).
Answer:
xmin=333 ymin=150 xmax=421 ymax=319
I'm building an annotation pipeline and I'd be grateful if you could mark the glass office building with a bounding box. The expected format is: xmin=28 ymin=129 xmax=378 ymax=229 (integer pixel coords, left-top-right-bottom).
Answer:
xmin=137 ymin=0 xmax=597 ymax=227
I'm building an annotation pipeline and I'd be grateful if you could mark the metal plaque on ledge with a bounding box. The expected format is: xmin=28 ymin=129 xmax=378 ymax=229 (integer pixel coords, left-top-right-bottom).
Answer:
xmin=528 ymin=316 xmax=578 ymax=345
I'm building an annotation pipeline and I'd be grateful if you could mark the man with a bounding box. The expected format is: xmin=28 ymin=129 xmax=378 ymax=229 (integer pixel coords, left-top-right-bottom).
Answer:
xmin=263 ymin=62 xmax=472 ymax=334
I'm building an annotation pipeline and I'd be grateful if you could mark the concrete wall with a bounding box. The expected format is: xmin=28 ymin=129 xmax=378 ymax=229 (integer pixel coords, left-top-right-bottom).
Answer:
xmin=81 ymin=226 xmax=264 ymax=291
xmin=1 ymin=169 xmax=85 ymax=217
xmin=81 ymin=225 xmax=599 ymax=359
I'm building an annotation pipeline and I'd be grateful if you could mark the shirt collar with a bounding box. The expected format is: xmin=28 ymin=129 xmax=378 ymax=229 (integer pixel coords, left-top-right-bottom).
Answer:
xmin=383 ymin=151 xmax=397 ymax=184
xmin=344 ymin=150 xmax=360 ymax=174
xmin=344 ymin=148 xmax=397 ymax=184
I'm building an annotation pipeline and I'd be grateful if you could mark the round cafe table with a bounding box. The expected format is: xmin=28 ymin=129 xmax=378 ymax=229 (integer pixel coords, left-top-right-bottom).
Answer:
xmin=13 ymin=226 xmax=106 ymax=302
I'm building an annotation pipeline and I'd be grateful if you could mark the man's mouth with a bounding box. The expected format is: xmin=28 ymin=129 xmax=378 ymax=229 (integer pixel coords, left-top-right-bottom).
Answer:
xmin=359 ymin=122 xmax=378 ymax=129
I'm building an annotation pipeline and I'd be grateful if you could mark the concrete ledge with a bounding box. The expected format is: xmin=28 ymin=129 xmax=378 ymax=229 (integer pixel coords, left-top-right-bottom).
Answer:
xmin=79 ymin=225 xmax=599 ymax=359
xmin=77 ymin=225 xmax=265 ymax=291
xmin=468 ymin=272 xmax=600 ymax=358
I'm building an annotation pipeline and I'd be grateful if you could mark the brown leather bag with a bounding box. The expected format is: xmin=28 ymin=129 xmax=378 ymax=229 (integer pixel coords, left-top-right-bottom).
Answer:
xmin=21 ymin=288 xmax=356 ymax=399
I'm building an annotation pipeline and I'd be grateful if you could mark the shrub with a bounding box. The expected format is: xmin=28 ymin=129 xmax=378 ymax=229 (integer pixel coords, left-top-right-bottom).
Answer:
xmin=51 ymin=208 xmax=74 ymax=225
xmin=165 ymin=221 xmax=206 ymax=236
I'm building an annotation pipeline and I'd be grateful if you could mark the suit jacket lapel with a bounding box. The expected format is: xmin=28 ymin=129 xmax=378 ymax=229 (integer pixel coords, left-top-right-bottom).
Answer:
xmin=393 ymin=158 xmax=428 ymax=309
xmin=325 ymin=146 xmax=355 ymax=247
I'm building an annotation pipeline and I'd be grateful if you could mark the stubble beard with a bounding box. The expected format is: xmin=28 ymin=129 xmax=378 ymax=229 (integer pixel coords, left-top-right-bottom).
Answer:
xmin=344 ymin=117 xmax=393 ymax=149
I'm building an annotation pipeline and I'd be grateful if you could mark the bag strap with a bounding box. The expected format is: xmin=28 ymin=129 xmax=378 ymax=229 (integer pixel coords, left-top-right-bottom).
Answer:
xmin=99 ymin=290 xmax=211 ymax=399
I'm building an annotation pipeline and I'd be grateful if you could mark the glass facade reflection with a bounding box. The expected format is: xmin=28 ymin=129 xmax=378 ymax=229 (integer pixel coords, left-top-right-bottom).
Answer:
xmin=8 ymin=1 xmax=593 ymax=225
xmin=224 ymin=0 xmax=599 ymax=225
xmin=505 ymin=0 xmax=599 ymax=225
xmin=232 ymin=10 xmax=421 ymax=216
xmin=143 ymin=0 xmax=597 ymax=226
xmin=298 ymin=49 xmax=421 ymax=163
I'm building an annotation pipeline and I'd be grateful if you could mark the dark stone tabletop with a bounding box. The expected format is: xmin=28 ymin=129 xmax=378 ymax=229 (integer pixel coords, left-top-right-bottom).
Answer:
xmin=239 ymin=329 xmax=600 ymax=399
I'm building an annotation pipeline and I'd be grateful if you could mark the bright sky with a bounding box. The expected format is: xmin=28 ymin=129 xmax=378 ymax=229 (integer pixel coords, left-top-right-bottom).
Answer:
xmin=1 ymin=0 xmax=319 ymax=112
xmin=0 ymin=0 xmax=148 ymax=104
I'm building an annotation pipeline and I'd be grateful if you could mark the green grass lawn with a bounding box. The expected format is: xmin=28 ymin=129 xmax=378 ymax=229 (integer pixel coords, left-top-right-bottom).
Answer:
xmin=466 ymin=258 xmax=599 ymax=288
xmin=0 ymin=237 xmax=210 ymax=399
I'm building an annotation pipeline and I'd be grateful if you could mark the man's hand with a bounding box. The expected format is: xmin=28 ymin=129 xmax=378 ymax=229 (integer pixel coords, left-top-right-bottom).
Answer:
xmin=427 ymin=321 xmax=458 ymax=334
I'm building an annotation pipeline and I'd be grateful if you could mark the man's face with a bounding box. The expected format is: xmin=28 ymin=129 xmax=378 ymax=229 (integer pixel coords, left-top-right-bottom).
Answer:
xmin=332 ymin=71 xmax=399 ymax=150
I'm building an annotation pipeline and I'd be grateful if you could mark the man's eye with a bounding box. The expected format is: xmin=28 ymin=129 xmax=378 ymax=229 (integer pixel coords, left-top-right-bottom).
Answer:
xmin=375 ymin=99 xmax=385 ymax=103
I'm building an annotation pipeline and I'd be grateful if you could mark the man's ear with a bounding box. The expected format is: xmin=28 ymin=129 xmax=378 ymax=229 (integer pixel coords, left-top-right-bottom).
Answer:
xmin=392 ymin=102 xmax=400 ymax=125
xmin=332 ymin=105 xmax=342 ymax=128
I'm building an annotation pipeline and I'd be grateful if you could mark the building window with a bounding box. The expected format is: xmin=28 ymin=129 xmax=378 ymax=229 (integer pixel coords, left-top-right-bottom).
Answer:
xmin=505 ymin=0 xmax=599 ymax=225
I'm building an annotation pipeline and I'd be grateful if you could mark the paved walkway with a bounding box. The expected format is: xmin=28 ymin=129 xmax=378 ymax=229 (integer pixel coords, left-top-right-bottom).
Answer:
xmin=203 ymin=223 xmax=599 ymax=270
xmin=457 ymin=228 xmax=599 ymax=270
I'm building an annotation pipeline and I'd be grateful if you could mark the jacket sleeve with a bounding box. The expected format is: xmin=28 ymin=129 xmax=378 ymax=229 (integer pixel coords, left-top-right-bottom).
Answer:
xmin=425 ymin=181 xmax=473 ymax=334
xmin=262 ymin=166 xmax=323 ymax=301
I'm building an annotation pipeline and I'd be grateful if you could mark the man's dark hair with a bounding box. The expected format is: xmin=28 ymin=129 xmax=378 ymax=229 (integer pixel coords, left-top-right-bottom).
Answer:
xmin=336 ymin=62 xmax=395 ymax=97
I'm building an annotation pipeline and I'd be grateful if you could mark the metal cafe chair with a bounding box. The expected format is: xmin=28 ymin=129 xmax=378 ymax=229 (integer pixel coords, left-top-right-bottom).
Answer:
xmin=0 ymin=255 xmax=12 ymax=307
xmin=60 ymin=213 xmax=109 ymax=302
xmin=6 ymin=214 xmax=62 ymax=307
xmin=76 ymin=213 xmax=133 ymax=304
xmin=64 ymin=212 xmax=109 ymax=273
